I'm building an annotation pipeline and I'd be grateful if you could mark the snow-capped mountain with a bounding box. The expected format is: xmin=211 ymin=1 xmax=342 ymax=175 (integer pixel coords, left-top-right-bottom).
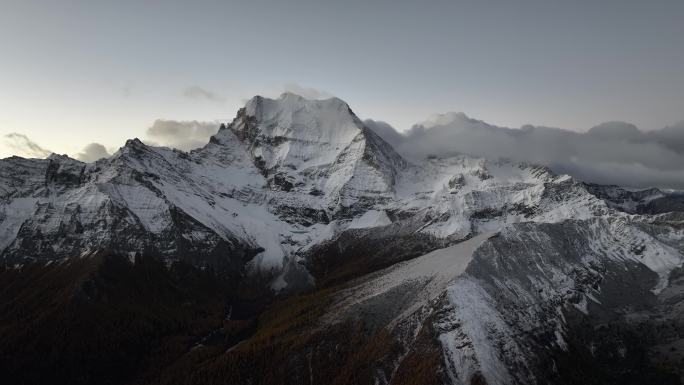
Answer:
xmin=0 ymin=94 xmax=399 ymax=271
xmin=0 ymin=93 xmax=608 ymax=271
xmin=1 ymin=93 xmax=683 ymax=384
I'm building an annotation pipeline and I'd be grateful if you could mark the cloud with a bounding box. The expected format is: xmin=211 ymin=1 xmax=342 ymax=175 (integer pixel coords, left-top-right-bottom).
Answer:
xmin=76 ymin=143 xmax=110 ymax=162
xmin=281 ymin=83 xmax=332 ymax=100
xmin=1 ymin=133 xmax=111 ymax=162
xmin=2 ymin=133 xmax=52 ymax=158
xmin=648 ymin=121 xmax=684 ymax=154
xmin=365 ymin=114 xmax=684 ymax=190
xmin=145 ymin=119 xmax=220 ymax=151
xmin=363 ymin=119 xmax=406 ymax=148
xmin=182 ymin=86 xmax=225 ymax=102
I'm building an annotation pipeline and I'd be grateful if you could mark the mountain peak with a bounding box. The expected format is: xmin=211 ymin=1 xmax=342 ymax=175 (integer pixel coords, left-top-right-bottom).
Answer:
xmin=123 ymin=138 xmax=146 ymax=148
xmin=110 ymin=138 xmax=157 ymax=161
xmin=47 ymin=153 xmax=77 ymax=162
xmin=201 ymin=93 xmax=408 ymax=205
xmin=229 ymin=93 xmax=365 ymax=171
xmin=277 ymin=91 xmax=348 ymax=106
xmin=244 ymin=92 xmax=352 ymax=121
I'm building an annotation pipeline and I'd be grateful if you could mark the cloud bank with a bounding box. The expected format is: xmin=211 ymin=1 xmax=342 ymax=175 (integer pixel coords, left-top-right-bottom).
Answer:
xmin=2 ymin=133 xmax=111 ymax=163
xmin=365 ymin=114 xmax=684 ymax=190
xmin=76 ymin=143 xmax=111 ymax=162
xmin=2 ymin=133 xmax=52 ymax=159
xmin=145 ymin=119 xmax=219 ymax=151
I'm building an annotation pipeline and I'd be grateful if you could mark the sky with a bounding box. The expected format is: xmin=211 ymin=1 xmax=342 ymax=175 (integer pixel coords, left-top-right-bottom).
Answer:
xmin=0 ymin=0 xmax=683 ymax=186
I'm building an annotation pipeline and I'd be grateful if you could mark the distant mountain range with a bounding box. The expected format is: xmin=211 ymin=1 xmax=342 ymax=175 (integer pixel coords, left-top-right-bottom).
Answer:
xmin=1 ymin=93 xmax=683 ymax=385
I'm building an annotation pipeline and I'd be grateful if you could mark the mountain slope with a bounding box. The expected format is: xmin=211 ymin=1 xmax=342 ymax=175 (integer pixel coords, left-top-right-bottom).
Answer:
xmin=1 ymin=93 xmax=683 ymax=384
xmin=0 ymin=93 xmax=411 ymax=277
xmin=0 ymin=253 xmax=238 ymax=385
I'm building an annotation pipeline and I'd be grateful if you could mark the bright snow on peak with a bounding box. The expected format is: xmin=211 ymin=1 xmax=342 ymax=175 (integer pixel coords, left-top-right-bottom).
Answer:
xmin=227 ymin=93 xmax=372 ymax=173
xmin=243 ymin=93 xmax=359 ymax=143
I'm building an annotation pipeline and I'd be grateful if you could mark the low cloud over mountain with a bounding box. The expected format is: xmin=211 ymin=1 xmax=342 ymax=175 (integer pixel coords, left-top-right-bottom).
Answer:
xmin=2 ymin=133 xmax=111 ymax=163
xmin=2 ymin=133 xmax=52 ymax=159
xmin=76 ymin=143 xmax=111 ymax=162
xmin=145 ymin=119 xmax=219 ymax=151
xmin=366 ymin=115 xmax=684 ymax=190
xmin=3 ymin=95 xmax=683 ymax=190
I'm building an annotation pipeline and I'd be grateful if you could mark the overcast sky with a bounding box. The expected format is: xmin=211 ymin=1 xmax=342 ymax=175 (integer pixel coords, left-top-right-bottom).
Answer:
xmin=1 ymin=0 xmax=683 ymax=179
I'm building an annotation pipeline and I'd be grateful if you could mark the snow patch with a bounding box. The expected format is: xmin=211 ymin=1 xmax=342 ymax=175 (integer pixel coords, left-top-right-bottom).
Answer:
xmin=328 ymin=232 xmax=495 ymax=325
xmin=439 ymin=277 xmax=522 ymax=385
xmin=348 ymin=210 xmax=392 ymax=229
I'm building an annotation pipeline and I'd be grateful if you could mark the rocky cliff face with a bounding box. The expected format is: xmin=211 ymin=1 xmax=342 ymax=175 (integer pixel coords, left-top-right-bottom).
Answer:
xmin=1 ymin=93 xmax=683 ymax=384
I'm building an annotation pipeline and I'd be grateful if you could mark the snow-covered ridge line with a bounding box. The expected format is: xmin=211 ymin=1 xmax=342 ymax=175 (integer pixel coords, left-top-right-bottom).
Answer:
xmin=2 ymin=92 xmax=684 ymax=385
xmin=326 ymin=232 xmax=496 ymax=325
xmin=0 ymin=93 xmax=680 ymax=280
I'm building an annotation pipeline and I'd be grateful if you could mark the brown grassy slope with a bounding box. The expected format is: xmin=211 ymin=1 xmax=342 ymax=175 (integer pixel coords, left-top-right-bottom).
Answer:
xmin=149 ymin=282 xmax=447 ymax=385
xmin=0 ymin=249 xmax=448 ymax=385
xmin=0 ymin=254 xmax=239 ymax=385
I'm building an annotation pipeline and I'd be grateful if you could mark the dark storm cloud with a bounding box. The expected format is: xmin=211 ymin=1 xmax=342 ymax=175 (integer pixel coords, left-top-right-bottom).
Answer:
xmin=145 ymin=119 xmax=220 ymax=151
xmin=366 ymin=114 xmax=684 ymax=190
xmin=182 ymin=86 xmax=225 ymax=102
xmin=76 ymin=143 xmax=110 ymax=162
xmin=3 ymin=133 xmax=52 ymax=158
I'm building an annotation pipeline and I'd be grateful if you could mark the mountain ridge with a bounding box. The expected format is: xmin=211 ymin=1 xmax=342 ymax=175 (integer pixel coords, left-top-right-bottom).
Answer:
xmin=1 ymin=93 xmax=683 ymax=384
xmin=1 ymin=93 xmax=681 ymax=276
